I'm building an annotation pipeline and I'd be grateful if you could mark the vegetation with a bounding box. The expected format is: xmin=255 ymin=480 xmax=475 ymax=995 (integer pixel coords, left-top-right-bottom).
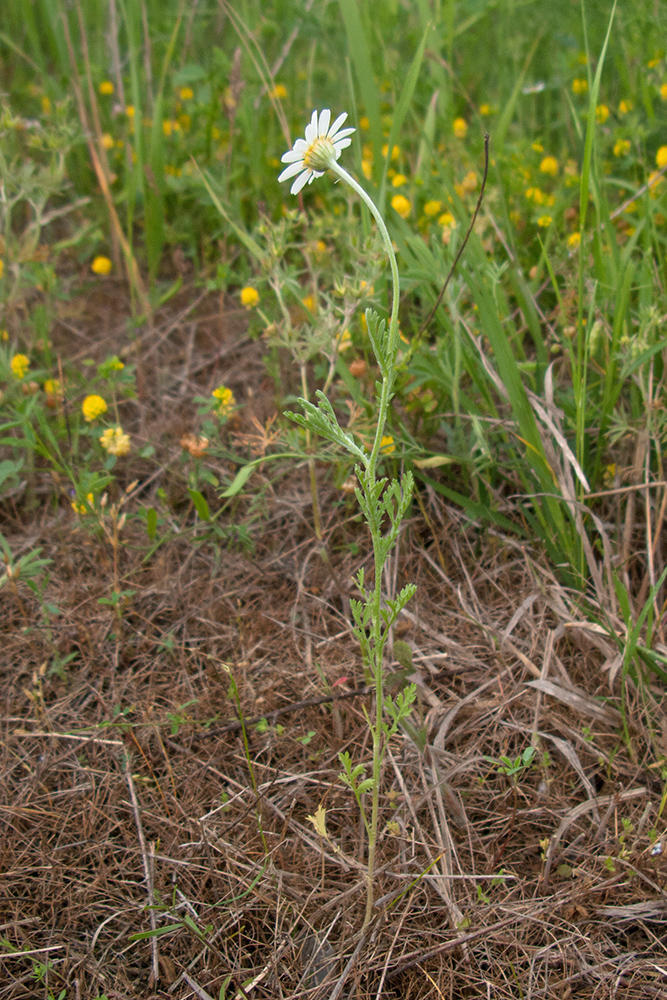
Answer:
xmin=1 ymin=1 xmax=667 ymax=997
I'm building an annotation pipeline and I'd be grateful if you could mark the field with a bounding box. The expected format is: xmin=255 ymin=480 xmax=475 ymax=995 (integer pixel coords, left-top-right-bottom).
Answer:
xmin=2 ymin=1 xmax=667 ymax=997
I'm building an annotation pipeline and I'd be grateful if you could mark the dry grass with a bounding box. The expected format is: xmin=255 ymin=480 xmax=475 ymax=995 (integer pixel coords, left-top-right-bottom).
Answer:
xmin=1 ymin=283 xmax=666 ymax=999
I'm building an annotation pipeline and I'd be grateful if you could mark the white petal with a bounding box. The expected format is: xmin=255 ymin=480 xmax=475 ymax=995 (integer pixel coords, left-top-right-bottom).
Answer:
xmin=328 ymin=111 xmax=348 ymax=137
xmin=331 ymin=126 xmax=355 ymax=141
xmin=278 ymin=160 xmax=306 ymax=182
xmin=318 ymin=109 xmax=331 ymax=136
xmin=305 ymin=110 xmax=318 ymax=144
xmin=333 ymin=137 xmax=352 ymax=153
xmin=281 ymin=147 xmax=304 ymax=163
xmin=291 ymin=169 xmax=312 ymax=195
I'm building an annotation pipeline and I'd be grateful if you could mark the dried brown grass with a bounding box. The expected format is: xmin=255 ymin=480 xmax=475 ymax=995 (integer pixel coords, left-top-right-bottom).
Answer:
xmin=1 ymin=285 xmax=666 ymax=999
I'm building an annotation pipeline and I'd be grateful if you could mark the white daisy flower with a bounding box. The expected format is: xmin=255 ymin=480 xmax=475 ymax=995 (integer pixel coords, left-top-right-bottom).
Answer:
xmin=278 ymin=109 xmax=355 ymax=195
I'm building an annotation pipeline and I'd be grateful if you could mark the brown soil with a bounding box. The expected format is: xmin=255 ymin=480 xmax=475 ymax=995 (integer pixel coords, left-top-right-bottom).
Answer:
xmin=1 ymin=284 xmax=666 ymax=999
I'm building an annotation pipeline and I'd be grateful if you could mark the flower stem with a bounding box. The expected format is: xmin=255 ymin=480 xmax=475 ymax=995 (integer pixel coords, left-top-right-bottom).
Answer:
xmin=329 ymin=157 xmax=402 ymax=932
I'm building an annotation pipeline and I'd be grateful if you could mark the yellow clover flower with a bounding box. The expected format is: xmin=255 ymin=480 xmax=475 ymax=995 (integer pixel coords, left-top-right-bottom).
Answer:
xmin=567 ymin=232 xmax=581 ymax=248
xmin=240 ymin=286 xmax=260 ymax=309
xmin=613 ymin=139 xmax=631 ymax=157
xmin=269 ymin=84 xmax=287 ymax=99
xmin=539 ymin=156 xmax=558 ymax=177
xmin=0 ymin=260 xmax=4 ymax=279
xmin=661 ymin=84 xmax=667 ymax=101
xmin=82 ymin=394 xmax=108 ymax=422
xmin=391 ymin=194 xmax=411 ymax=219
xmin=380 ymin=435 xmax=396 ymax=454
xmin=424 ymin=200 xmax=442 ymax=216
xmin=91 ymin=256 xmax=112 ymax=275
xmin=537 ymin=215 xmax=552 ymax=228
xmin=99 ymin=81 xmax=114 ymax=96
xmin=595 ymin=104 xmax=610 ymax=123
xmin=179 ymin=86 xmax=194 ymax=100
xmin=99 ymin=426 xmax=131 ymax=456
xmin=391 ymin=173 xmax=407 ymax=187
xmin=618 ymin=99 xmax=633 ymax=116
xmin=212 ymin=385 xmax=236 ymax=415
xmin=10 ymin=354 xmax=30 ymax=379
xmin=572 ymin=78 xmax=588 ymax=95
xmin=453 ymin=117 xmax=468 ymax=138
xmin=101 ymin=133 xmax=114 ymax=150
xmin=656 ymin=146 xmax=667 ymax=170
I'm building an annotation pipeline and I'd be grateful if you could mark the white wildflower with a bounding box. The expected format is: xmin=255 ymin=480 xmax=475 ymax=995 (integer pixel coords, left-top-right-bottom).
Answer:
xmin=278 ymin=109 xmax=355 ymax=195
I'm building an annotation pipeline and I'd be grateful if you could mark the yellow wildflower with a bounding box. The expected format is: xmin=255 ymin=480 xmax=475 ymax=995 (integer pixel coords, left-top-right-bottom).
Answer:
xmin=125 ymin=105 xmax=135 ymax=117
xmin=382 ymin=143 xmax=400 ymax=161
xmin=178 ymin=113 xmax=190 ymax=131
xmin=479 ymin=103 xmax=491 ymax=115
xmin=595 ymin=104 xmax=610 ymax=123
xmin=438 ymin=211 xmax=456 ymax=227
xmin=41 ymin=96 xmax=51 ymax=114
xmin=567 ymin=232 xmax=581 ymax=248
xmin=10 ymin=354 xmax=30 ymax=379
xmin=0 ymin=260 xmax=4 ymax=279
xmin=453 ymin=117 xmax=468 ymax=138
xmin=661 ymin=83 xmax=667 ymax=101
xmin=572 ymin=78 xmax=588 ymax=95
xmin=424 ymin=200 xmax=442 ymax=216
xmin=539 ymin=156 xmax=558 ymax=177
xmin=179 ymin=86 xmax=194 ymax=100
xmin=99 ymin=426 xmax=131 ymax=456
xmin=648 ymin=58 xmax=661 ymax=69
xmin=163 ymin=120 xmax=173 ymax=137
xmin=618 ymin=99 xmax=633 ymax=116
xmin=532 ymin=142 xmax=544 ymax=153
xmin=537 ymin=215 xmax=552 ymax=228
xmin=391 ymin=173 xmax=407 ymax=187
xmin=91 ymin=256 xmax=112 ymax=275
xmin=302 ymin=294 xmax=316 ymax=313
xmin=240 ymin=286 xmax=259 ymax=309
xmin=82 ymin=394 xmax=108 ymax=422
xmin=461 ymin=170 xmax=478 ymax=193
xmin=361 ymin=159 xmax=373 ymax=180
xmin=212 ymin=385 xmax=236 ymax=415
xmin=72 ymin=493 xmax=95 ymax=515
xmin=99 ymin=81 xmax=114 ymax=96
xmin=656 ymin=146 xmax=667 ymax=169
xmin=269 ymin=84 xmax=287 ymax=99
xmin=101 ymin=133 xmax=114 ymax=150
xmin=380 ymin=435 xmax=396 ymax=454
xmin=391 ymin=194 xmax=411 ymax=219
xmin=0 ymin=330 xmax=8 ymax=341
xmin=359 ymin=115 xmax=370 ymax=129
xmin=613 ymin=139 xmax=630 ymax=157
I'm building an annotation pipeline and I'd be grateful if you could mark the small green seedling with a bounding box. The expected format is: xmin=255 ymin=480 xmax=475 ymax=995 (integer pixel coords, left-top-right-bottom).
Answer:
xmin=484 ymin=746 xmax=537 ymax=784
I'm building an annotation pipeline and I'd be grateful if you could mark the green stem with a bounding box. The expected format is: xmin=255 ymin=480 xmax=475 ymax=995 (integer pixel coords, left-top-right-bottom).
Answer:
xmin=328 ymin=160 xmax=401 ymax=481
xmin=328 ymin=158 xmax=402 ymax=932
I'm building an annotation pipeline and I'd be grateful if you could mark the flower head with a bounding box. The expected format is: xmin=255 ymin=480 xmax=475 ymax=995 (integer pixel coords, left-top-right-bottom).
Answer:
xmin=539 ymin=156 xmax=558 ymax=177
xmin=180 ymin=433 xmax=209 ymax=459
xmin=10 ymin=354 xmax=29 ymax=379
xmin=453 ymin=117 xmax=468 ymax=138
xmin=100 ymin=426 xmax=131 ymax=456
xmin=91 ymin=255 xmax=112 ymax=275
xmin=82 ymin=394 xmax=108 ymax=422
xmin=179 ymin=86 xmax=194 ymax=101
xmin=391 ymin=194 xmax=411 ymax=219
xmin=278 ymin=110 xmax=355 ymax=195
xmin=656 ymin=146 xmax=667 ymax=170
xmin=240 ymin=286 xmax=260 ymax=309
xmin=99 ymin=81 xmax=114 ymax=96
xmin=212 ymin=385 xmax=236 ymax=416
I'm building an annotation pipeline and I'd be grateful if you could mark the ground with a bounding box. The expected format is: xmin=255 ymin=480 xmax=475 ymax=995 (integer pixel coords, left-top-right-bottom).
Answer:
xmin=1 ymin=281 xmax=666 ymax=999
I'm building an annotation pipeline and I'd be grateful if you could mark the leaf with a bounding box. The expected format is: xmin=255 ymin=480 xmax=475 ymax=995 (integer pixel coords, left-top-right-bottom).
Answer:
xmin=188 ymin=489 xmax=211 ymax=521
xmin=393 ymin=640 xmax=413 ymax=672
